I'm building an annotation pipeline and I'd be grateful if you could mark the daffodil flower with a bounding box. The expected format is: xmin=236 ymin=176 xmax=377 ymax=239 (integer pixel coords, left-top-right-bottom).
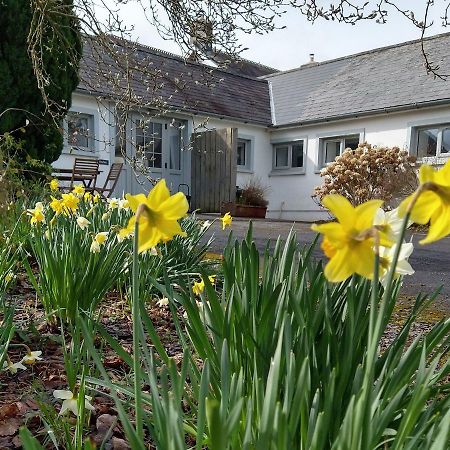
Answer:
xmin=374 ymin=207 xmax=407 ymax=242
xmin=76 ymin=217 xmax=90 ymax=230
xmin=27 ymin=203 xmax=45 ymax=225
xmin=108 ymin=198 xmax=119 ymax=210
xmin=221 ymin=212 xmax=232 ymax=230
xmin=192 ymin=280 xmax=205 ymax=296
xmin=121 ymin=179 xmax=189 ymax=253
xmin=399 ymin=160 xmax=450 ymax=244
xmin=119 ymin=198 xmax=129 ymax=210
xmin=22 ymin=350 xmax=43 ymax=365
xmin=379 ymin=242 xmax=415 ymax=287
xmin=5 ymin=271 xmax=15 ymax=283
xmin=83 ymin=192 xmax=93 ymax=202
xmin=61 ymin=193 xmax=79 ymax=214
xmin=117 ymin=227 xmax=133 ymax=242
xmin=50 ymin=179 xmax=59 ymax=191
xmin=156 ymin=297 xmax=169 ymax=308
xmin=53 ymin=390 xmax=95 ymax=416
xmin=72 ymin=184 xmax=85 ymax=196
xmin=201 ymin=220 xmax=211 ymax=230
xmin=90 ymin=232 xmax=108 ymax=253
xmin=312 ymin=194 xmax=393 ymax=282
xmin=93 ymin=194 xmax=100 ymax=203
xmin=2 ymin=358 xmax=27 ymax=374
xmin=50 ymin=196 xmax=63 ymax=215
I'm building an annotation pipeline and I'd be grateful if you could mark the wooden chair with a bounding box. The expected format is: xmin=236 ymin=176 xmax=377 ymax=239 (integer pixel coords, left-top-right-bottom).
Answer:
xmin=94 ymin=162 xmax=123 ymax=198
xmin=71 ymin=157 xmax=100 ymax=192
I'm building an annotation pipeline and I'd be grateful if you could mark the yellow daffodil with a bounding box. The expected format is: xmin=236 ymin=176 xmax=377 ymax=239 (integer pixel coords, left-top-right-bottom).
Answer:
xmin=208 ymin=275 xmax=216 ymax=284
xmin=27 ymin=203 xmax=45 ymax=225
xmin=72 ymin=184 xmax=85 ymax=196
xmin=76 ymin=217 xmax=90 ymax=230
xmin=399 ymin=160 xmax=450 ymax=244
xmin=93 ymin=194 xmax=100 ymax=203
xmin=117 ymin=227 xmax=133 ymax=242
xmin=3 ymin=358 xmax=27 ymax=374
xmin=121 ymin=179 xmax=189 ymax=254
xmin=192 ymin=280 xmax=205 ymax=296
xmin=61 ymin=193 xmax=79 ymax=213
xmin=83 ymin=192 xmax=93 ymax=202
xmin=90 ymin=232 xmax=108 ymax=253
xmin=312 ymin=194 xmax=392 ymax=282
xmin=50 ymin=179 xmax=59 ymax=191
xmin=22 ymin=350 xmax=43 ymax=365
xmin=221 ymin=212 xmax=232 ymax=230
xmin=53 ymin=390 xmax=95 ymax=416
xmin=50 ymin=196 xmax=63 ymax=215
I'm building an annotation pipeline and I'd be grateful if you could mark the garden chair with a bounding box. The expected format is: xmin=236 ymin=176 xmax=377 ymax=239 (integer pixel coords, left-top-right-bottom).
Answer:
xmin=94 ymin=162 xmax=123 ymax=198
xmin=70 ymin=157 xmax=100 ymax=192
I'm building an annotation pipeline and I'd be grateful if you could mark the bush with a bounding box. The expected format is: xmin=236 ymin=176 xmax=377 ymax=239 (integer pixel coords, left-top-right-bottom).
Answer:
xmin=313 ymin=143 xmax=418 ymax=209
xmin=238 ymin=177 xmax=268 ymax=207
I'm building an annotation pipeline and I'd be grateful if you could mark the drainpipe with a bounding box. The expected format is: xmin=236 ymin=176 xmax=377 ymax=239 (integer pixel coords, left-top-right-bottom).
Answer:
xmin=279 ymin=201 xmax=285 ymax=220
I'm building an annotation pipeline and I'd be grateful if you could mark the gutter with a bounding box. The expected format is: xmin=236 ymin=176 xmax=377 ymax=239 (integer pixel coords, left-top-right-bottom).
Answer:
xmin=270 ymin=98 xmax=450 ymax=130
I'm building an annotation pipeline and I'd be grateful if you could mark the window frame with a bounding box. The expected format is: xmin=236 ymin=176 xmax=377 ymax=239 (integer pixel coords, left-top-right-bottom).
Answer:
xmin=65 ymin=111 xmax=96 ymax=153
xmin=135 ymin=119 xmax=164 ymax=171
xmin=236 ymin=135 xmax=254 ymax=173
xmin=412 ymin=124 xmax=450 ymax=160
xmin=271 ymin=139 xmax=306 ymax=175
xmin=318 ymin=134 xmax=361 ymax=168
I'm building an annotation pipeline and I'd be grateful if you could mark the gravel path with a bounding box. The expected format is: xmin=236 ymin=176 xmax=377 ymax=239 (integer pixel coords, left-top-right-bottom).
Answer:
xmin=201 ymin=215 xmax=450 ymax=313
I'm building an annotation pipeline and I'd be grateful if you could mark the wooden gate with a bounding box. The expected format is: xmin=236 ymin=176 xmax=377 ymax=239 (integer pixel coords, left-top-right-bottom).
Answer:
xmin=191 ymin=128 xmax=237 ymax=212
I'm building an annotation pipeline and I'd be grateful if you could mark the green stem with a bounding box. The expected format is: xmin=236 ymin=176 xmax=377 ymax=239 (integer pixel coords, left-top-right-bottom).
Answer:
xmin=133 ymin=214 xmax=143 ymax=440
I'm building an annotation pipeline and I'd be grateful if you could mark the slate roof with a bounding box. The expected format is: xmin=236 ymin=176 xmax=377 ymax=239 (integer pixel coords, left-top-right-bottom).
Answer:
xmin=78 ymin=36 xmax=272 ymax=125
xmin=265 ymin=33 xmax=450 ymax=127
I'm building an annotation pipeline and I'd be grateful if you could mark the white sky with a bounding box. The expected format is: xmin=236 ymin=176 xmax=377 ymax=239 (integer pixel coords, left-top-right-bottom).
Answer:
xmin=101 ymin=1 xmax=450 ymax=71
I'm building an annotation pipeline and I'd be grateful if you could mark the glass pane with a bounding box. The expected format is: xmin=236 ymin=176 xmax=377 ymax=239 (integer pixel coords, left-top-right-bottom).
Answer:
xmin=237 ymin=141 xmax=246 ymax=166
xmin=153 ymin=123 xmax=162 ymax=138
xmin=170 ymin=133 xmax=181 ymax=170
xmin=441 ymin=128 xmax=450 ymax=154
xmin=343 ymin=136 xmax=359 ymax=150
xmin=324 ymin=141 xmax=340 ymax=163
xmin=147 ymin=139 xmax=162 ymax=168
xmin=292 ymin=143 xmax=303 ymax=168
xmin=417 ymin=128 xmax=438 ymax=157
xmin=68 ymin=115 xmax=89 ymax=148
xmin=275 ymin=146 xmax=288 ymax=167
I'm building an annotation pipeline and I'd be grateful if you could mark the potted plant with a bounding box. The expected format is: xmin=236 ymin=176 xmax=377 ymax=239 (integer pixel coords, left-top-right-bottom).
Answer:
xmin=221 ymin=177 xmax=269 ymax=218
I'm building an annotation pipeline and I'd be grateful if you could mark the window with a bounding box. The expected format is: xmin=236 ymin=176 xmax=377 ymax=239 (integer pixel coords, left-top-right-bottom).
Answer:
xmin=237 ymin=138 xmax=252 ymax=170
xmin=136 ymin=120 xmax=163 ymax=169
xmin=414 ymin=125 xmax=450 ymax=158
xmin=115 ymin=116 xmax=126 ymax=157
xmin=273 ymin=141 xmax=305 ymax=170
xmin=319 ymin=135 xmax=359 ymax=167
xmin=67 ymin=112 xmax=94 ymax=151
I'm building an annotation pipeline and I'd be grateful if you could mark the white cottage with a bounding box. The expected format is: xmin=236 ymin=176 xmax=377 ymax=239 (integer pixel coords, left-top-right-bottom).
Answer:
xmin=55 ymin=32 xmax=450 ymax=221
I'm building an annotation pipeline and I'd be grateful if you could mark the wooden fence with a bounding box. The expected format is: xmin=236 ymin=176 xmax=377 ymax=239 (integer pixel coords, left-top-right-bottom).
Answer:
xmin=190 ymin=128 xmax=237 ymax=212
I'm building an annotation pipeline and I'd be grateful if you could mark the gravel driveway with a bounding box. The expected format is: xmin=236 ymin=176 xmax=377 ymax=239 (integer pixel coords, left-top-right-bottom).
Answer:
xmin=201 ymin=215 xmax=450 ymax=313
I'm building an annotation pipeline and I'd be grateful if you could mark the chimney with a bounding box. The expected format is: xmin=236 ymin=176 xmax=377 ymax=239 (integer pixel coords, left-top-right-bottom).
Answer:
xmin=301 ymin=53 xmax=318 ymax=67
xmin=309 ymin=53 xmax=315 ymax=63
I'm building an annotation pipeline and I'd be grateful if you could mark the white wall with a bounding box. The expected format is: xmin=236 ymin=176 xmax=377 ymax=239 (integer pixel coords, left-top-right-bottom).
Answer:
xmin=267 ymin=105 xmax=450 ymax=221
xmin=53 ymin=93 xmax=115 ymax=189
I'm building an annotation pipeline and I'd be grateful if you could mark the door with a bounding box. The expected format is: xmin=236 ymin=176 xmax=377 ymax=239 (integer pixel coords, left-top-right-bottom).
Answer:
xmin=130 ymin=117 xmax=186 ymax=195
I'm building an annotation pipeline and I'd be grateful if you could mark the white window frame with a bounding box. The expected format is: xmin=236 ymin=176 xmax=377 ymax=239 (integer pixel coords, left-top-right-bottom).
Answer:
xmin=318 ymin=134 xmax=361 ymax=168
xmin=237 ymin=134 xmax=254 ymax=173
xmin=65 ymin=111 xmax=96 ymax=153
xmin=271 ymin=139 xmax=306 ymax=175
xmin=411 ymin=124 xmax=450 ymax=161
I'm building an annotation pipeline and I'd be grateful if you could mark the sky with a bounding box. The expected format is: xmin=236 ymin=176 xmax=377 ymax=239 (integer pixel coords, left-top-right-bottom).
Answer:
xmin=100 ymin=1 xmax=450 ymax=71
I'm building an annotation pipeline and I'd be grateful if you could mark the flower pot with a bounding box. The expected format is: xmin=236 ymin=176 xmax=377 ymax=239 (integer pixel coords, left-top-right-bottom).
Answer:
xmin=221 ymin=202 xmax=267 ymax=219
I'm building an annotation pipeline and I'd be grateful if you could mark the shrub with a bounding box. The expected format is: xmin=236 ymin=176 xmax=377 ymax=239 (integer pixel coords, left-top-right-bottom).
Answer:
xmin=238 ymin=177 xmax=268 ymax=207
xmin=313 ymin=143 xmax=418 ymax=209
